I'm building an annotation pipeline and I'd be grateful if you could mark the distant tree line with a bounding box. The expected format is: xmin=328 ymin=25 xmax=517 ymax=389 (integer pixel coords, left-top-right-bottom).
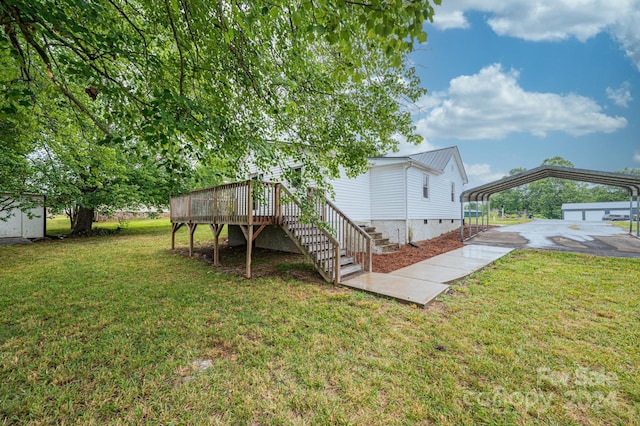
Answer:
xmin=489 ymin=157 xmax=640 ymax=219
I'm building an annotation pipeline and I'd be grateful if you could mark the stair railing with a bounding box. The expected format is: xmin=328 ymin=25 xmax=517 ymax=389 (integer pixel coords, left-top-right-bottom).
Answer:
xmin=321 ymin=196 xmax=373 ymax=274
xmin=279 ymin=185 xmax=342 ymax=283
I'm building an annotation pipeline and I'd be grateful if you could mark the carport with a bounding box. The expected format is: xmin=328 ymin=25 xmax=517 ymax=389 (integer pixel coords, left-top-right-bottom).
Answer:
xmin=460 ymin=165 xmax=640 ymax=240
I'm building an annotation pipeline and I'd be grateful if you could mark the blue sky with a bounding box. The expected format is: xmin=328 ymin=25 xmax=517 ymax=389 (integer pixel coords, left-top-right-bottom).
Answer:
xmin=395 ymin=1 xmax=640 ymax=188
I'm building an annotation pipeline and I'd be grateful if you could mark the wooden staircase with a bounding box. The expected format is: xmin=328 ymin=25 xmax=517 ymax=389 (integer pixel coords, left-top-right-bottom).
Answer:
xmin=360 ymin=225 xmax=397 ymax=254
xmin=281 ymin=218 xmax=364 ymax=282
xmin=278 ymin=185 xmax=372 ymax=283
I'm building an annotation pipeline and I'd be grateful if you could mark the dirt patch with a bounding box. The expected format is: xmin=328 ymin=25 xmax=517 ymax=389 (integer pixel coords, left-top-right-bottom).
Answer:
xmin=176 ymin=227 xmax=473 ymax=280
xmin=174 ymin=244 xmax=326 ymax=284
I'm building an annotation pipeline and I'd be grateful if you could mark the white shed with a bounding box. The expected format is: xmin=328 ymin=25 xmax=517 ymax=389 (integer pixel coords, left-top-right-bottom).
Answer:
xmin=0 ymin=194 xmax=46 ymax=239
xmin=561 ymin=201 xmax=638 ymax=221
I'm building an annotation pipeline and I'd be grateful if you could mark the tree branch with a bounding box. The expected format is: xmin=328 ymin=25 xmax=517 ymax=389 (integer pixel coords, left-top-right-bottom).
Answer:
xmin=164 ymin=0 xmax=185 ymax=96
xmin=8 ymin=6 xmax=112 ymax=136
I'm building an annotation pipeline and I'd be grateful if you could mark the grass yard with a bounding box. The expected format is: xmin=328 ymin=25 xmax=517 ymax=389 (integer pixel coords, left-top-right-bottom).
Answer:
xmin=1 ymin=219 xmax=639 ymax=424
xmin=490 ymin=216 xmax=533 ymax=226
xmin=611 ymin=220 xmax=639 ymax=233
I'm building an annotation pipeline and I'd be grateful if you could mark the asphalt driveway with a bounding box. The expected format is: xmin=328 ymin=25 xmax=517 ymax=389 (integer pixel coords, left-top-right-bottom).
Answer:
xmin=468 ymin=219 xmax=640 ymax=258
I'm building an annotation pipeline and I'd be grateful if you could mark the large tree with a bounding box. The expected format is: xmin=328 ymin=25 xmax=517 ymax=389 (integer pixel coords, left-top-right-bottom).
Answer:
xmin=1 ymin=0 xmax=438 ymax=232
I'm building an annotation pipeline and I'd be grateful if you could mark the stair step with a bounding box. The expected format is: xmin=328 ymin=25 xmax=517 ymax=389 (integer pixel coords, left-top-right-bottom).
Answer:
xmin=368 ymin=232 xmax=383 ymax=239
xmin=372 ymin=237 xmax=390 ymax=246
xmin=374 ymin=243 xmax=398 ymax=254
xmin=359 ymin=225 xmax=376 ymax=233
xmin=298 ymin=234 xmax=331 ymax=244
xmin=339 ymin=263 xmax=363 ymax=277
xmin=313 ymin=248 xmax=347 ymax=261
xmin=341 ymin=256 xmax=355 ymax=266
xmin=289 ymin=226 xmax=328 ymax=237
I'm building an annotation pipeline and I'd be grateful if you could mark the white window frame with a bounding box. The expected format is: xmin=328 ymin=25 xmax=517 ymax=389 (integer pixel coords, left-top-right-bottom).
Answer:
xmin=423 ymin=174 xmax=429 ymax=199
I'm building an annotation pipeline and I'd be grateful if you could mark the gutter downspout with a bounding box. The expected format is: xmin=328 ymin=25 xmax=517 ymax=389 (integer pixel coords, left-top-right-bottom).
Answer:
xmin=404 ymin=161 xmax=411 ymax=245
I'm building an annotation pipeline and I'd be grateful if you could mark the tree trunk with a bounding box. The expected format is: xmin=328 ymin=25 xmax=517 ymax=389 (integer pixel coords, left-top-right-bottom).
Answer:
xmin=71 ymin=206 xmax=94 ymax=235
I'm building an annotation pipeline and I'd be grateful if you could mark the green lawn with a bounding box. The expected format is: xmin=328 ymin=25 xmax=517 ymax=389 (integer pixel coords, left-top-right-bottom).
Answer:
xmin=611 ymin=220 xmax=639 ymax=233
xmin=1 ymin=220 xmax=638 ymax=424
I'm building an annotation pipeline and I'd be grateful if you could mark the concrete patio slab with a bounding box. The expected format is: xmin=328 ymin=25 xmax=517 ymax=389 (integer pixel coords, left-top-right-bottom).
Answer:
xmin=342 ymin=245 xmax=514 ymax=307
xmin=391 ymin=263 xmax=477 ymax=283
xmin=342 ymin=272 xmax=449 ymax=306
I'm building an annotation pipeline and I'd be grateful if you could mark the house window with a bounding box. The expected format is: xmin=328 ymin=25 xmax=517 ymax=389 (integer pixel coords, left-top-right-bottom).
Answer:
xmin=451 ymin=182 xmax=455 ymax=202
xmin=423 ymin=174 xmax=429 ymax=199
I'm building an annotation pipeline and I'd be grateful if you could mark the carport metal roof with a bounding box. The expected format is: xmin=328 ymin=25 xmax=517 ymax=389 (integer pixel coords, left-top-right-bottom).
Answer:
xmin=461 ymin=165 xmax=640 ymax=202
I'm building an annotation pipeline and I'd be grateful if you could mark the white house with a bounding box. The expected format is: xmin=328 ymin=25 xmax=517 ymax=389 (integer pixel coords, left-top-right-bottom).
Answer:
xmin=242 ymin=146 xmax=468 ymax=246
xmin=0 ymin=194 xmax=46 ymax=239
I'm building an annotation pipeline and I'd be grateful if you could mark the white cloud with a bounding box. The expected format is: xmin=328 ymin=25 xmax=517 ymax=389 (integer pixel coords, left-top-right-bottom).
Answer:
xmin=634 ymin=151 xmax=640 ymax=163
xmin=606 ymin=82 xmax=633 ymax=107
xmin=392 ymin=134 xmax=438 ymax=156
xmin=464 ymin=162 xmax=507 ymax=184
xmin=413 ymin=64 xmax=627 ymax=140
xmin=430 ymin=0 xmax=640 ymax=70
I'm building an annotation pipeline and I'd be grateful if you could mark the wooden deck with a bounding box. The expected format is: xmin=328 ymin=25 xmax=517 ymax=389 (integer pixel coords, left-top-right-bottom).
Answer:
xmin=170 ymin=181 xmax=372 ymax=283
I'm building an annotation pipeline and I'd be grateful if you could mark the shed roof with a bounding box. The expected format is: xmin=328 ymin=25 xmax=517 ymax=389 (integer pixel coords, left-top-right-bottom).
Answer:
xmin=561 ymin=201 xmax=635 ymax=210
xmin=461 ymin=165 xmax=640 ymax=202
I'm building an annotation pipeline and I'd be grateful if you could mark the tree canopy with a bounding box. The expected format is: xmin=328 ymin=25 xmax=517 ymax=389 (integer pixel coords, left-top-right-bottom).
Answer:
xmin=1 ymin=0 xmax=440 ymax=231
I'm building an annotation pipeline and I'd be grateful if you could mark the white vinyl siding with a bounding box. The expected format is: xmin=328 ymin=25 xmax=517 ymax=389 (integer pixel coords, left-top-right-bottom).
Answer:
xmin=332 ymin=168 xmax=372 ymax=222
xmin=370 ymin=164 xmax=406 ymax=219
xmin=407 ymin=158 xmax=464 ymax=219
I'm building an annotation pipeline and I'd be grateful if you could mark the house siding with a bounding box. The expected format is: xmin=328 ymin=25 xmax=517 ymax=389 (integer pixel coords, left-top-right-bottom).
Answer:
xmin=407 ymin=158 xmax=463 ymax=220
xmin=370 ymin=164 xmax=406 ymax=220
xmin=332 ymin=169 xmax=371 ymax=223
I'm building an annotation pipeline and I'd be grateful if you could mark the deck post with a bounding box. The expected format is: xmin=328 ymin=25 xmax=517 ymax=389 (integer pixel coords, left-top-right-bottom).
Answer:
xmin=210 ymin=224 xmax=223 ymax=266
xmin=246 ymin=225 xmax=253 ymax=279
xmin=171 ymin=222 xmax=184 ymax=249
xmin=188 ymin=223 xmax=197 ymax=257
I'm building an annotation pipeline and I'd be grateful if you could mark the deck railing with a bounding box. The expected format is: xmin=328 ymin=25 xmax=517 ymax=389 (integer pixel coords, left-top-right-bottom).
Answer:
xmin=170 ymin=181 xmax=279 ymax=225
xmin=170 ymin=180 xmax=371 ymax=283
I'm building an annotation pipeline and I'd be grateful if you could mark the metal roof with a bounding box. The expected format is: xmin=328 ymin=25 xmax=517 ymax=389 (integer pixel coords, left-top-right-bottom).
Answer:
xmin=370 ymin=146 xmax=469 ymax=183
xmin=561 ymin=201 xmax=637 ymax=210
xmin=461 ymin=165 xmax=640 ymax=202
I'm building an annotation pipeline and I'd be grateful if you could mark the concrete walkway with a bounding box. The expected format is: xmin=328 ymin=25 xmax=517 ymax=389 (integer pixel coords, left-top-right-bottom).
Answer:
xmin=342 ymin=245 xmax=513 ymax=307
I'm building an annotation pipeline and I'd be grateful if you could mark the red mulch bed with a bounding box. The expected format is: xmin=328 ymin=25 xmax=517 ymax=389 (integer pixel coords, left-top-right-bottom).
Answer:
xmin=372 ymin=226 xmax=493 ymax=273
xmin=372 ymin=229 xmax=463 ymax=273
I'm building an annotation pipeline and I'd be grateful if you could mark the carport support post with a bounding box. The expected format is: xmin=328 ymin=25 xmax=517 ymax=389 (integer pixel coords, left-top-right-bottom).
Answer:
xmin=460 ymin=200 xmax=464 ymax=242
xmin=636 ymin=195 xmax=639 ymax=237
xmin=630 ymin=193 xmax=634 ymax=234
xmin=467 ymin=202 xmax=472 ymax=239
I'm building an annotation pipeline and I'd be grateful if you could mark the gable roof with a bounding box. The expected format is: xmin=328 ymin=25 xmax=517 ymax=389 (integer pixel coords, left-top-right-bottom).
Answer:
xmin=370 ymin=146 xmax=469 ymax=184
xmin=408 ymin=147 xmax=468 ymax=183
